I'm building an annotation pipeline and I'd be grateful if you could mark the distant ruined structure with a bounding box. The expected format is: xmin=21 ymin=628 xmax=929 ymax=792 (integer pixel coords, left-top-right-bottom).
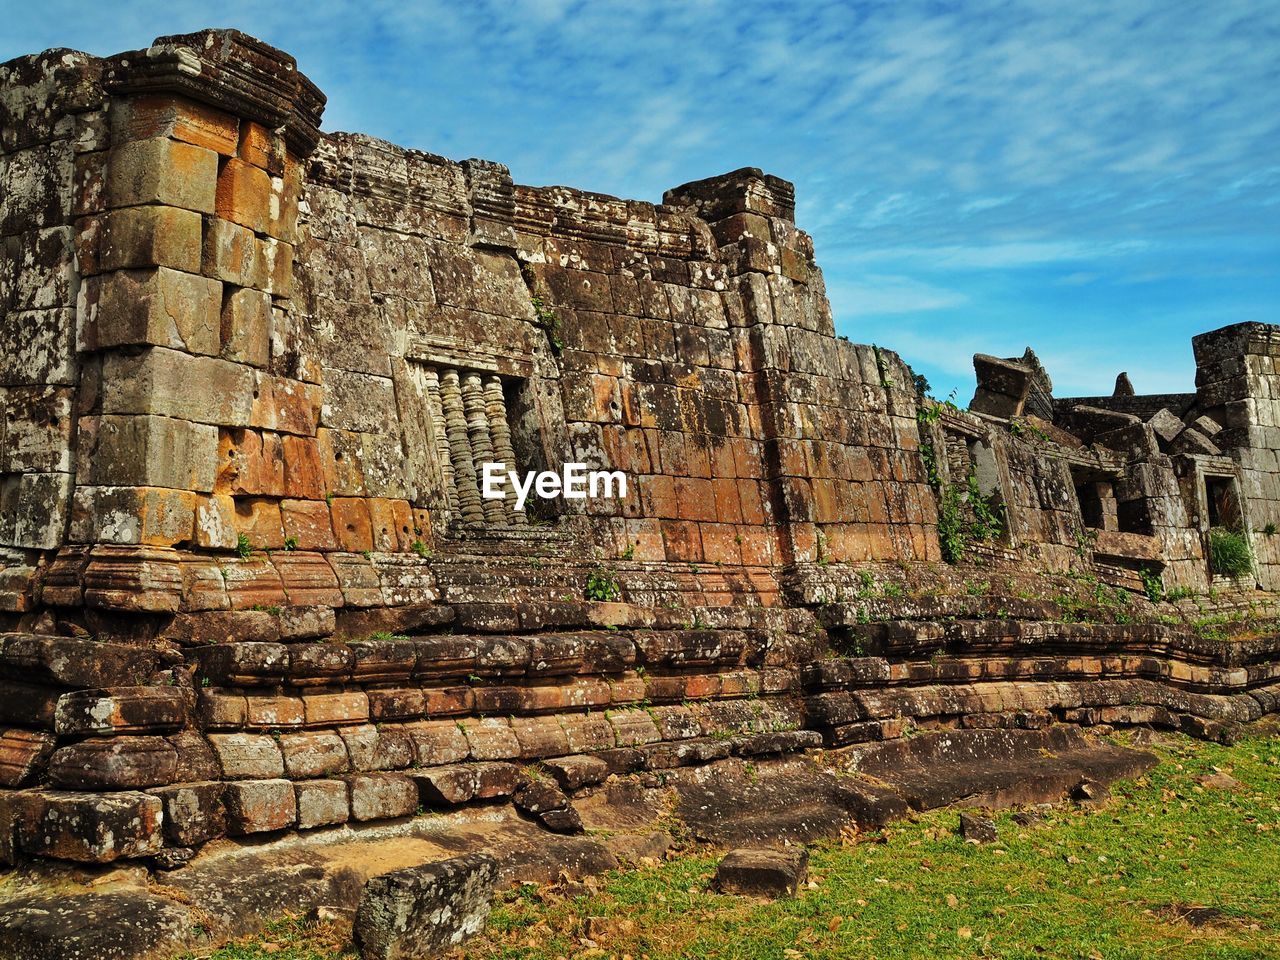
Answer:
xmin=0 ymin=28 xmax=1277 ymax=909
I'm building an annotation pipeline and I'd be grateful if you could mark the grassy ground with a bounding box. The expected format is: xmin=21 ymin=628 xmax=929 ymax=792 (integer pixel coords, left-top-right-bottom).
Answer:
xmin=195 ymin=729 xmax=1280 ymax=960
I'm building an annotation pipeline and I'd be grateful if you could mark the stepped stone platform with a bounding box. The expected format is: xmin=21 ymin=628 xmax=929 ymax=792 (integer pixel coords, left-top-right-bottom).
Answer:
xmin=0 ymin=25 xmax=1278 ymax=958
xmin=0 ymin=727 xmax=1158 ymax=959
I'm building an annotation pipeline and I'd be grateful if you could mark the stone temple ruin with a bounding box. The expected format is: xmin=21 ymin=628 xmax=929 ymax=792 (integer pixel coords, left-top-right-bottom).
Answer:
xmin=1 ymin=27 xmax=1279 ymax=956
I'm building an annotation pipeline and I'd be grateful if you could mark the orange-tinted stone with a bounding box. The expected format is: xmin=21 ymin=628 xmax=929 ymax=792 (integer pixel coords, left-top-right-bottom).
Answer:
xmin=331 ymin=498 xmax=374 ymax=553
xmin=215 ymin=158 xmax=271 ymax=234
xmin=114 ymin=94 xmax=239 ymax=156
xmin=282 ymin=435 xmax=326 ymax=500
xmin=231 ymin=497 xmax=285 ymax=550
xmin=660 ymin=520 xmax=703 ymax=563
xmin=281 ymin=498 xmax=336 ymax=550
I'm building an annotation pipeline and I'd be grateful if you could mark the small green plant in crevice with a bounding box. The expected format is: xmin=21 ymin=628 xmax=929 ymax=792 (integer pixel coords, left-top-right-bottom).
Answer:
xmin=1139 ymin=566 xmax=1164 ymax=602
xmin=520 ymin=262 xmax=564 ymax=354
xmin=1008 ymin=417 xmax=1051 ymax=443
xmin=620 ymin=542 xmax=636 ymax=561
xmin=282 ymin=536 xmax=298 ymax=551
xmin=815 ymin=530 xmax=830 ymax=569
xmin=1208 ymin=527 xmax=1253 ymax=578
xmin=235 ymin=533 xmax=253 ymax=560
xmin=411 ymin=539 xmax=431 ymax=559
xmin=584 ymin=565 xmax=622 ymax=602
xmin=1265 ymin=522 xmax=1278 ymax=537
xmin=366 ymin=631 xmax=410 ymax=643
xmin=1071 ymin=523 xmax=1099 ymax=562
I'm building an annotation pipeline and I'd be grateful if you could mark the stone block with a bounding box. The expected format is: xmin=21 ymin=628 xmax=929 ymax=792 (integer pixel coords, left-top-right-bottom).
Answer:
xmin=320 ymin=368 xmax=398 ymax=434
xmin=106 ymin=137 xmax=217 ymax=213
xmin=217 ymin=428 xmax=285 ymax=496
xmin=353 ymin=852 xmax=498 ymax=960
xmin=149 ymin=780 xmax=226 ymax=846
xmin=317 ymin=428 xmax=368 ymax=496
xmin=512 ymin=779 xmax=582 ymax=834
xmin=101 ymin=347 xmax=254 ymax=426
xmin=412 ymin=764 xmax=478 ymax=806
xmin=194 ymin=641 xmax=289 ymax=685
xmin=221 ymin=287 xmax=271 ymax=367
xmin=238 ymin=120 xmax=283 ymax=172
xmin=331 ymin=497 xmax=374 ymax=552
xmin=346 ymin=773 xmax=419 ymax=821
xmin=339 ymin=724 xmax=415 ymax=772
xmin=279 ymin=731 xmax=350 ymax=778
xmin=0 ymin=142 xmax=73 ymax=236
xmin=404 ymin=720 xmax=469 ymax=767
xmin=275 ymin=551 xmax=343 ymax=607
xmin=216 ymin=158 xmax=272 ymax=234
xmin=281 ymin=498 xmax=338 ymax=550
xmin=208 ymin=732 xmax=285 ymax=779
xmin=54 ymin=686 xmax=186 ymax=736
xmin=0 ymin=307 xmax=76 ymax=387
xmin=258 ymin=236 xmax=294 ymax=296
xmin=19 ymin=790 xmax=163 ymax=862
xmin=203 ymin=217 xmax=265 ymax=286
xmin=300 ymin=691 xmax=366 ymax=727
xmin=79 ymin=414 xmax=218 ymax=491
xmin=48 ymin=736 xmax=177 ymax=789
xmin=0 ymin=634 xmax=158 ymax=687
xmin=0 ymin=385 xmax=73 ymax=473
xmin=111 ymin=94 xmax=239 ymax=156
xmin=244 ymin=693 xmax=305 ymax=727
xmin=541 ymin=755 xmax=609 ymax=792
xmin=98 ymin=205 xmax=202 ymax=272
xmin=0 ymin=728 xmax=55 ymax=787
xmin=224 ymin=778 xmax=297 ymax=834
xmin=231 ymin=497 xmax=285 ymax=550
xmin=251 ymin=373 xmax=322 ymax=436
xmin=460 ymin=718 xmax=520 ymax=761
xmin=195 ymin=493 xmax=238 ymax=549
xmin=714 ymin=847 xmax=808 ymax=898
xmin=282 ymin=435 xmax=326 ymax=499
xmin=83 ymin=266 xmax=221 ymax=354
xmin=296 ymin=778 xmax=350 ymax=829
xmin=69 ymin=486 xmax=196 ymax=547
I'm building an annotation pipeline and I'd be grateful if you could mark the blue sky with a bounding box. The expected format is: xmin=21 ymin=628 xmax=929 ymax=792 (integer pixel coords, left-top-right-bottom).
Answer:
xmin=5 ymin=1 xmax=1278 ymax=400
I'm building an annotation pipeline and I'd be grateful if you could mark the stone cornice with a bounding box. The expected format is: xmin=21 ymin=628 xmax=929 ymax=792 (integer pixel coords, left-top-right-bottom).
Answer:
xmin=102 ymin=28 xmax=326 ymax=157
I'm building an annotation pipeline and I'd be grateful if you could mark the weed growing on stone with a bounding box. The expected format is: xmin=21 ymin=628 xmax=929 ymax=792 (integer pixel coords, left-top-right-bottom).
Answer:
xmin=584 ymin=566 xmax=622 ymax=602
xmin=1209 ymin=527 xmax=1253 ymax=579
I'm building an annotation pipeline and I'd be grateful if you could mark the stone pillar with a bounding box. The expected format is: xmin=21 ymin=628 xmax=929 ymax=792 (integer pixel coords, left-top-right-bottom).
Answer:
xmin=484 ymin=374 xmax=525 ymax=525
xmin=440 ymin=368 xmax=485 ymax=526
xmin=422 ymin=367 xmax=461 ymax=523
xmin=462 ymin=372 xmax=506 ymax=525
xmin=58 ymin=29 xmax=322 ymax=610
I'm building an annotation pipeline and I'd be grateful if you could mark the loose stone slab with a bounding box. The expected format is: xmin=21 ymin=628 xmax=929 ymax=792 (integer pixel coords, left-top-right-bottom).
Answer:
xmin=714 ymin=847 xmax=809 ymax=898
xmin=353 ymin=852 xmax=498 ymax=960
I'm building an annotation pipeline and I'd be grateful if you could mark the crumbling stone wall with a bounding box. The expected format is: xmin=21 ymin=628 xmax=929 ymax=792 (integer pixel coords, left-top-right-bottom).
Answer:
xmin=1192 ymin=323 xmax=1280 ymax=590
xmin=2 ymin=29 xmax=1280 ymax=869
xmin=0 ymin=50 xmax=103 ymax=558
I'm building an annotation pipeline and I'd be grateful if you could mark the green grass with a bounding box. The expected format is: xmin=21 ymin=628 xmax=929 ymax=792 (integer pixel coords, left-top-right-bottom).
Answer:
xmin=1209 ymin=528 xmax=1253 ymax=579
xmin=195 ymin=731 xmax=1280 ymax=959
